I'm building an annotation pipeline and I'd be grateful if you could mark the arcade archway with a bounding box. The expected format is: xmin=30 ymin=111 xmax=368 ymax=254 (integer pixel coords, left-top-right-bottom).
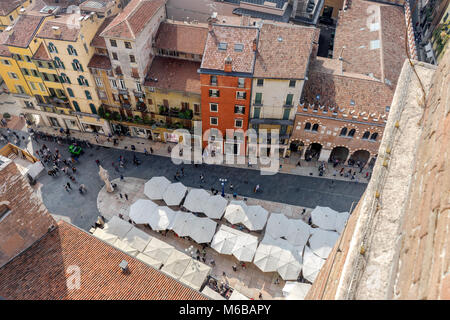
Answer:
xmin=348 ymin=150 xmax=370 ymax=166
xmin=329 ymin=146 xmax=349 ymax=163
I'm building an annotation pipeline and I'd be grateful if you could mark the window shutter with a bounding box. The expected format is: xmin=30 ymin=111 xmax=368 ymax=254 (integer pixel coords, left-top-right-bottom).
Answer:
xmin=217 ymin=90 xmax=220 ymax=97
xmin=72 ymin=62 xmax=76 ymax=70
xmin=80 ymin=64 xmax=84 ymax=72
xmin=84 ymin=79 xmax=89 ymax=86
xmin=77 ymin=77 xmax=82 ymax=85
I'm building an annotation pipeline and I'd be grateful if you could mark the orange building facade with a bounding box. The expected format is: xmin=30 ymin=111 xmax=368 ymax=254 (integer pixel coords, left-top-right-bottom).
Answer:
xmin=200 ymin=73 xmax=252 ymax=156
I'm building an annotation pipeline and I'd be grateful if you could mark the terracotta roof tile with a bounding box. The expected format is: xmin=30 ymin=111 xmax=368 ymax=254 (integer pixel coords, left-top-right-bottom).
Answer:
xmin=36 ymin=15 xmax=81 ymax=42
xmin=333 ymin=0 xmax=407 ymax=86
xmin=87 ymin=54 xmax=111 ymax=69
xmin=0 ymin=221 xmax=209 ymax=300
xmin=201 ymin=24 xmax=259 ymax=74
xmin=4 ymin=14 xmax=45 ymax=48
xmin=155 ymin=22 xmax=208 ymax=56
xmin=100 ymin=0 xmax=166 ymax=39
xmin=90 ymin=15 xmax=117 ymax=48
xmin=302 ymin=59 xmax=394 ymax=116
xmin=254 ymin=22 xmax=317 ymax=79
xmin=0 ymin=0 xmax=24 ymax=16
xmin=0 ymin=32 xmax=11 ymax=57
xmin=144 ymin=56 xmax=201 ymax=94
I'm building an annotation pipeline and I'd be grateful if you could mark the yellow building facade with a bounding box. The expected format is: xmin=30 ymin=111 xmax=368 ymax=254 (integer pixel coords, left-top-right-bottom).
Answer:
xmin=0 ymin=0 xmax=32 ymax=31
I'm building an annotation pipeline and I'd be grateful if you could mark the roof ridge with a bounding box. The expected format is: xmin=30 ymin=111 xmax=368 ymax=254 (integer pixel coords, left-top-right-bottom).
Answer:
xmin=126 ymin=20 xmax=135 ymax=39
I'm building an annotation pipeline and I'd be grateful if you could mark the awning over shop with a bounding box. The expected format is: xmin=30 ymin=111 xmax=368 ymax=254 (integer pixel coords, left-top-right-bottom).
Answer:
xmin=160 ymin=250 xmax=192 ymax=279
xmin=92 ymin=227 xmax=119 ymax=245
xmin=122 ymin=226 xmax=153 ymax=252
xmin=143 ymin=237 xmax=176 ymax=264
xmin=135 ymin=253 xmax=163 ymax=269
xmin=103 ymin=216 xmax=133 ymax=238
xmin=180 ymin=259 xmax=212 ymax=291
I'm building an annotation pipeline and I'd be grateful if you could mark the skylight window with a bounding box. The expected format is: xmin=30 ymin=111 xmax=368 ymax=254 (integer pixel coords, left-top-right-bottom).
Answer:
xmin=218 ymin=42 xmax=228 ymax=51
xmin=370 ymin=39 xmax=380 ymax=50
xmin=370 ymin=22 xmax=380 ymax=31
xmin=234 ymin=43 xmax=243 ymax=52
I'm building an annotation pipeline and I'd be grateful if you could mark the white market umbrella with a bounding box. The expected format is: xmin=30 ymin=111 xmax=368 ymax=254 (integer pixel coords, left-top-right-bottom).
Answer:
xmin=253 ymin=237 xmax=283 ymax=272
xmin=308 ymin=228 xmax=339 ymax=259
xmin=190 ymin=217 xmax=217 ymax=243
xmin=232 ymin=234 xmax=258 ymax=262
xmin=224 ymin=200 xmax=248 ymax=225
xmin=93 ymin=228 xmax=119 ymax=245
xmin=103 ymin=216 xmax=133 ymax=238
xmin=310 ymin=206 xmax=338 ymax=231
xmin=111 ymin=239 xmax=139 ymax=256
xmin=148 ymin=206 xmax=177 ymax=231
xmin=122 ymin=226 xmax=153 ymax=252
xmin=286 ymin=218 xmax=311 ymax=247
xmin=136 ymin=253 xmax=163 ymax=269
xmin=160 ymin=250 xmax=191 ymax=279
xmin=203 ymin=195 xmax=228 ymax=219
xmin=129 ymin=199 xmax=158 ymax=224
xmin=282 ymin=282 xmax=311 ymax=300
xmin=184 ymin=188 xmax=210 ymax=213
xmin=243 ymin=205 xmax=269 ymax=231
xmin=335 ymin=211 xmax=350 ymax=234
xmin=180 ymin=259 xmax=212 ymax=291
xmin=163 ymin=182 xmax=188 ymax=206
xmin=171 ymin=212 xmax=197 ymax=237
xmin=276 ymin=240 xmax=303 ymax=281
xmin=265 ymin=213 xmax=289 ymax=239
xmin=144 ymin=176 xmax=171 ymax=200
xmin=143 ymin=237 xmax=176 ymax=264
xmin=211 ymin=229 xmax=239 ymax=255
xmin=302 ymin=246 xmax=326 ymax=283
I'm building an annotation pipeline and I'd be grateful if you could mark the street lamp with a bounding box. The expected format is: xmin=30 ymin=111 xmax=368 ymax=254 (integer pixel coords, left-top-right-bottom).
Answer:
xmin=219 ymin=178 xmax=227 ymax=197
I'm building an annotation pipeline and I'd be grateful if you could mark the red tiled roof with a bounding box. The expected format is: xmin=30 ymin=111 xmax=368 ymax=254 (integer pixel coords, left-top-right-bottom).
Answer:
xmin=302 ymin=58 xmax=394 ymax=116
xmin=0 ymin=32 xmax=11 ymax=57
xmin=90 ymin=14 xmax=117 ymax=48
xmin=155 ymin=22 xmax=208 ymax=56
xmin=87 ymin=54 xmax=111 ymax=69
xmin=32 ymin=42 xmax=51 ymax=61
xmin=36 ymin=16 xmax=81 ymax=42
xmin=4 ymin=14 xmax=45 ymax=48
xmin=144 ymin=56 xmax=201 ymax=94
xmin=0 ymin=0 xmax=24 ymax=16
xmin=201 ymin=24 xmax=259 ymax=74
xmin=0 ymin=221 xmax=209 ymax=300
xmin=333 ymin=0 xmax=407 ymax=86
xmin=100 ymin=0 xmax=166 ymax=39
xmin=254 ymin=22 xmax=317 ymax=79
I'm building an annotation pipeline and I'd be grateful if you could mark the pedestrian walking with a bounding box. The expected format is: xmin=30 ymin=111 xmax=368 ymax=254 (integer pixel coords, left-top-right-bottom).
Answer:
xmin=64 ymin=185 xmax=70 ymax=192
xmin=200 ymin=173 xmax=204 ymax=183
xmin=150 ymin=147 xmax=154 ymax=154
xmin=119 ymin=193 xmax=123 ymax=199
xmin=254 ymin=184 xmax=260 ymax=193
xmin=72 ymin=166 xmax=76 ymax=173
xmin=95 ymin=159 xmax=100 ymax=166
xmin=120 ymin=175 xmax=124 ymax=181
xmin=66 ymin=182 xmax=72 ymax=190
xmin=259 ymin=292 xmax=263 ymax=299
xmin=339 ymin=167 xmax=344 ymax=176
xmin=181 ymin=167 xmax=184 ymax=177
xmin=125 ymin=194 xmax=128 ymax=201
xmin=232 ymin=264 xmax=237 ymax=272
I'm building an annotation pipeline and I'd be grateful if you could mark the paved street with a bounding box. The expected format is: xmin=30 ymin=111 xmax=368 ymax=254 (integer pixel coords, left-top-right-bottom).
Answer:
xmin=1 ymin=127 xmax=366 ymax=231
xmin=166 ymin=0 xmax=237 ymax=22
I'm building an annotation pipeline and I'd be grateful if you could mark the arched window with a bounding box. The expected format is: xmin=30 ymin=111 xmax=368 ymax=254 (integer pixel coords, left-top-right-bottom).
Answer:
xmin=89 ymin=103 xmax=97 ymax=114
xmin=72 ymin=59 xmax=83 ymax=71
xmin=67 ymin=45 xmax=77 ymax=56
xmin=339 ymin=127 xmax=348 ymax=136
xmin=77 ymin=76 xmax=88 ymax=86
xmin=370 ymin=132 xmax=378 ymax=141
xmin=348 ymin=129 xmax=356 ymax=137
xmin=312 ymin=123 xmax=319 ymax=132
xmin=85 ymin=90 xmax=92 ymax=100
xmin=48 ymin=42 xmax=58 ymax=53
xmin=60 ymin=73 xmax=70 ymax=84
xmin=67 ymin=88 xmax=74 ymax=97
xmin=304 ymin=122 xmax=311 ymax=130
xmin=54 ymin=57 xmax=64 ymax=69
xmin=362 ymin=131 xmax=370 ymax=140
xmin=72 ymin=100 xmax=80 ymax=112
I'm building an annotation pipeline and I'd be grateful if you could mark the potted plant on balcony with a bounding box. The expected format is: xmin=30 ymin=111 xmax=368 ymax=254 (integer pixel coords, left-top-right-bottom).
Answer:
xmin=133 ymin=115 xmax=143 ymax=124
xmin=98 ymin=106 xmax=106 ymax=118
xmin=159 ymin=105 xmax=168 ymax=115
xmin=113 ymin=112 xmax=121 ymax=122
xmin=3 ymin=112 xmax=11 ymax=120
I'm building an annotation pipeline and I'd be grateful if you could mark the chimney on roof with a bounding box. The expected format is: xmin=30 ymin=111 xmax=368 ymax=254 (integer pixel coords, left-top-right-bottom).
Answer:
xmin=119 ymin=260 xmax=129 ymax=274
xmin=52 ymin=26 xmax=61 ymax=38
xmin=224 ymin=56 xmax=232 ymax=73
xmin=252 ymin=38 xmax=257 ymax=52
